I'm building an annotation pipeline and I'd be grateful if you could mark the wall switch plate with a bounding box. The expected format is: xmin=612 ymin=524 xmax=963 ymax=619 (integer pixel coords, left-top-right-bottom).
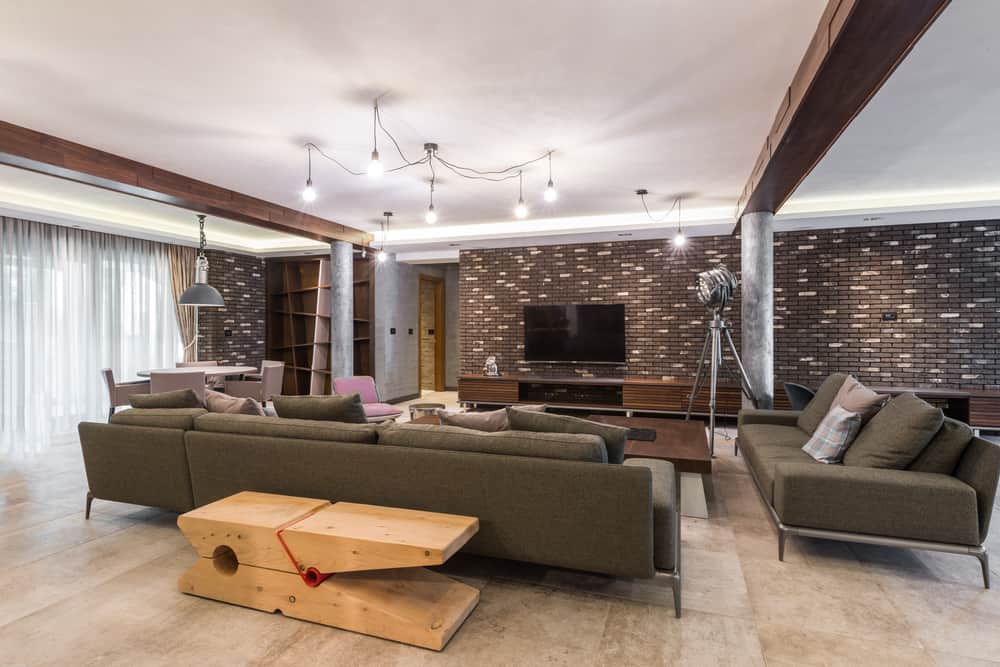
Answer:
xmin=408 ymin=328 xmax=414 ymax=335
xmin=882 ymin=311 xmax=898 ymax=321
xmin=390 ymin=327 xmax=396 ymax=335
xmin=223 ymin=328 xmax=233 ymax=337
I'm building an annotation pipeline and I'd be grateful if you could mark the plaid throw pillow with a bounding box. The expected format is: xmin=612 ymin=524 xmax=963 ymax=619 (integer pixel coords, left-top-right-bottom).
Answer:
xmin=802 ymin=405 xmax=862 ymax=464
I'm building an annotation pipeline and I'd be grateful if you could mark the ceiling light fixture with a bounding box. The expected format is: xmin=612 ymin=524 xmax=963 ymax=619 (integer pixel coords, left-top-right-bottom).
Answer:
xmin=378 ymin=211 xmax=391 ymax=262
xmin=635 ymin=189 xmax=686 ymax=247
xmin=367 ymin=101 xmax=384 ymax=178
xmin=425 ymin=144 xmax=438 ymax=224
xmin=301 ymin=145 xmax=317 ymax=202
xmin=543 ymin=151 xmax=557 ymax=203
xmin=673 ymin=197 xmax=687 ymax=247
xmin=514 ymin=170 xmax=528 ymax=219
xmin=179 ymin=215 xmax=226 ymax=306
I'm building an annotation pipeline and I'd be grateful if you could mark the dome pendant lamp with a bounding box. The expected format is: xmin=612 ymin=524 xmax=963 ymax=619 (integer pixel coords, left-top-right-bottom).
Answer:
xmin=179 ymin=214 xmax=226 ymax=307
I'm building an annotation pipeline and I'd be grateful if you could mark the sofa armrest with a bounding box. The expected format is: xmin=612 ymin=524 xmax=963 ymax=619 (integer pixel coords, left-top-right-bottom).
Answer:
xmin=773 ymin=462 xmax=980 ymax=547
xmin=738 ymin=409 xmax=803 ymax=428
xmin=623 ymin=458 xmax=677 ymax=572
xmin=954 ymin=437 xmax=1000 ymax=543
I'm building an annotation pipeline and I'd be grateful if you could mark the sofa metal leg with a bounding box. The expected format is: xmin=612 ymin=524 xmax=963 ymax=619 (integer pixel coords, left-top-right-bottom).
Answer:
xmin=85 ymin=491 xmax=94 ymax=520
xmin=672 ymin=578 xmax=681 ymax=618
xmin=977 ymin=550 xmax=990 ymax=589
xmin=778 ymin=529 xmax=787 ymax=561
xmin=108 ymin=407 xmax=115 ymax=423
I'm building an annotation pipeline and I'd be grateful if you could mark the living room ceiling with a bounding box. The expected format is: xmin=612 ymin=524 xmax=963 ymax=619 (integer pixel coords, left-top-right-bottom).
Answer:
xmin=0 ymin=0 xmax=827 ymax=246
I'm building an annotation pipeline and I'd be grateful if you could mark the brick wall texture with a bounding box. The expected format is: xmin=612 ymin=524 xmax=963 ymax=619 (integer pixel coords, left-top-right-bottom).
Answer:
xmin=198 ymin=249 xmax=267 ymax=369
xmin=459 ymin=220 xmax=1000 ymax=390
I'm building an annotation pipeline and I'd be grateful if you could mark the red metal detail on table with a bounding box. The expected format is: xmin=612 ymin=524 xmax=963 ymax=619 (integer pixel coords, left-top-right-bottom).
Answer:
xmin=274 ymin=510 xmax=334 ymax=587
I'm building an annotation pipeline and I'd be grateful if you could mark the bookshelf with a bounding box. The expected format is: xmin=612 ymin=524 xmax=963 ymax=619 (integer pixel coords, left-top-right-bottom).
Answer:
xmin=353 ymin=255 xmax=375 ymax=377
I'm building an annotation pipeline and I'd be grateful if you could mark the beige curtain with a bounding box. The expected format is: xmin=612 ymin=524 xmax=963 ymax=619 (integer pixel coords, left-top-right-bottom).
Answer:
xmin=168 ymin=245 xmax=197 ymax=362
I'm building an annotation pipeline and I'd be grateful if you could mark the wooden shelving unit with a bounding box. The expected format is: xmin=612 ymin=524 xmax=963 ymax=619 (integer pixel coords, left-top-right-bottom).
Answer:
xmin=353 ymin=255 xmax=375 ymax=377
xmin=266 ymin=258 xmax=333 ymax=395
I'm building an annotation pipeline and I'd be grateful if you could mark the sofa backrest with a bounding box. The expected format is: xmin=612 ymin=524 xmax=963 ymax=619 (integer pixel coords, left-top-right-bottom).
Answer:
xmin=194 ymin=413 xmax=380 ymax=444
xmin=377 ymin=422 xmax=608 ymax=463
xmin=111 ymin=408 xmax=207 ymax=430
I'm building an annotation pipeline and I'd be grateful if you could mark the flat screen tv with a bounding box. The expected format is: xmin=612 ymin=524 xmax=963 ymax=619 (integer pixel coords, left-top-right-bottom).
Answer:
xmin=523 ymin=304 xmax=626 ymax=364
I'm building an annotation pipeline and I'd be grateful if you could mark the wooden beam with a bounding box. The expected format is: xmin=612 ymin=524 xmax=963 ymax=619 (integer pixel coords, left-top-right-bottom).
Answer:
xmin=0 ymin=120 xmax=372 ymax=245
xmin=737 ymin=0 xmax=951 ymax=221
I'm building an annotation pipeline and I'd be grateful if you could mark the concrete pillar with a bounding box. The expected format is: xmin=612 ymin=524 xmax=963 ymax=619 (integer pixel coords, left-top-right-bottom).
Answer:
xmin=740 ymin=211 xmax=774 ymax=409
xmin=329 ymin=240 xmax=354 ymax=379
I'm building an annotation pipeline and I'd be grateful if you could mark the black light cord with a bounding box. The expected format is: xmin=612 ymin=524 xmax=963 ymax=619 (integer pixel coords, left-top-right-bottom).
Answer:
xmin=304 ymin=142 xmax=365 ymax=176
xmin=639 ymin=193 xmax=680 ymax=224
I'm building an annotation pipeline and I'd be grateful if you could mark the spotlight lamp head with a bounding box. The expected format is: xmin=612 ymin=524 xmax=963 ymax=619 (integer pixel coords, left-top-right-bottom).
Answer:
xmin=695 ymin=265 xmax=739 ymax=315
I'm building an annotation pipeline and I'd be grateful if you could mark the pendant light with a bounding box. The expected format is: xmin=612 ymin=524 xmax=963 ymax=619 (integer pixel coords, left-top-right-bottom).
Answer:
xmin=425 ymin=155 xmax=438 ymax=224
xmin=367 ymin=101 xmax=383 ymax=178
xmin=543 ymin=151 xmax=557 ymax=203
xmin=514 ymin=170 xmax=528 ymax=219
xmin=673 ymin=198 xmax=687 ymax=247
xmin=179 ymin=215 xmax=226 ymax=306
xmin=378 ymin=211 xmax=391 ymax=262
xmin=302 ymin=145 xmax=317 ymax=202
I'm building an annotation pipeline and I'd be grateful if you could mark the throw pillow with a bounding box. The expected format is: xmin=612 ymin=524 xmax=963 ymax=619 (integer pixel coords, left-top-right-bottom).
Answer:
xmin=801 ymin=405 xmax=862 ymax=463
xmin=907 ymin=417 xmax=974 ymax=475
xmin=506 ymin=407 xmax=629 ymax=464
xmin=438 ymin=408 xmax=509 ymax=432
xmin=272 ymin=393 xmax=368 ymax=423
xmin=829 ymin=375 xmax=889 ymax=424
xmin=129 ymin=388 xmax=202 ymax=409
xmin=796 ymin=372 xmax=849 ymax=435
xmin=843 ymin=393 xmax=944 ymax=469
xmin=204 ymin=390 xmax=265 ymax=416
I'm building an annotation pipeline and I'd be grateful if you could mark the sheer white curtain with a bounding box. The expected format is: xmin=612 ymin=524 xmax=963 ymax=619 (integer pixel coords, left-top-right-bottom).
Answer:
xmin=0 ymin=217 xmax=183 ymax=457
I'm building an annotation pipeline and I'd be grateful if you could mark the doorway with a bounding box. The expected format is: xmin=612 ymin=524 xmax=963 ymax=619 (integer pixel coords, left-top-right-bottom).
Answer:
xmin=418 ymin=275 xmax=445 ymax=392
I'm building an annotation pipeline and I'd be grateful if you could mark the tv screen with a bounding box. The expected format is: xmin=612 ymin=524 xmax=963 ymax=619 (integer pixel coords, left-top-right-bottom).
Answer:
xmin=523 ymin=304 xmax=626 ymax=364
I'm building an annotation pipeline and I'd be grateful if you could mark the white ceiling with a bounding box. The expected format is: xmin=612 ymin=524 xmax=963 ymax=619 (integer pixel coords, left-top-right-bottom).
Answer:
xmin=0 ymin=0 xmax=827 ymax=244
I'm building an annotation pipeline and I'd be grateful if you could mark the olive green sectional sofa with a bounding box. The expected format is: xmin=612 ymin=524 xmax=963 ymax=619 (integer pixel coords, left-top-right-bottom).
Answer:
xmin=738 ymin=396 xmax=999 ymax=588
xmin=79 ymin=409 xmax=681 ymax=615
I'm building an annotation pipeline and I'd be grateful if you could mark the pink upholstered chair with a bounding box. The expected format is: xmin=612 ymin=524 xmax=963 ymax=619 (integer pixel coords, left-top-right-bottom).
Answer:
xmin=224 ymin=362 xmax=284 ymax=406
xmin=177 ymin=360 xmax=222 ymax=388
xmin=101 ymin=368 xmax=151 ymax=422
xmin=150 ymin=369 xmax=206 ymax=404
xmin=333 ymin=376 xmax=403 ymax=423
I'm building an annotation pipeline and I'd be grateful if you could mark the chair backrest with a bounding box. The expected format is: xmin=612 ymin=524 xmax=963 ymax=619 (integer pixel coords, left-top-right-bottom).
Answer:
xmin=101 ymin=368 xmax=115 ymax=398
xmin=151 ymin=370 xmax=206 ymax=403
xmin=260 ymin=362 xmax=284 ymax=401
xmin=176 ymin=361 xmax=219 ymax=368
xmin=783 ymin=382 xmax=816 ymax=411
xmin=333 ymin=376 xmax=379 ymax=404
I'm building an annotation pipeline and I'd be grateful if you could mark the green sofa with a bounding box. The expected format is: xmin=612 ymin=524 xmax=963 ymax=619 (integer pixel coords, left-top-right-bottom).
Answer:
xmin=737 ymin=407 xmax=999 ymax=587
xmin=79 ymin=410 xmax=681 ymax=616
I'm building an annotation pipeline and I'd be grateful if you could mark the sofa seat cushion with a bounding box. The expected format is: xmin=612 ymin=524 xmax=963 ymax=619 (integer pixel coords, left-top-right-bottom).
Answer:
xmin=506 ymin=408 xmax=629 ymax=464
xmin=844 ymin=393 xmax=943 ymax=469
xmin=378 ymin=423 xmax=608 ymax=463
xmin=110 ymin=408 xmax=207 ymax=430
xmin=796 ymin=373 xmax=849 ymax=435
xmin=363 ymin=402 xmax=404 ymax=418
xmin=272 ymin=394 xmax=368 ymax=423
xmin=193 ymin=413 xmax=380 ymax=444
xmin=738 ymin=423 xmax=815 ymax=503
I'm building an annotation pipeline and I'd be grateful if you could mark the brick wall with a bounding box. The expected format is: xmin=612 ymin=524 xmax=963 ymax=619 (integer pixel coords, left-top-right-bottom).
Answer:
xmin=459 ymin=220 xmax=1000 ymax=390
xmin=197 ymin=249 xmax=267 ymax=368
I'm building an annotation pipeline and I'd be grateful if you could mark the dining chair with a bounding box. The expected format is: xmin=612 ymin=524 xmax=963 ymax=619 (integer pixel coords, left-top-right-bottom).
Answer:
xmin=333 ymin=376 xmax=403 ymax=422
xmin=224 ymin=362 xmax=284 ymax=406
xmin=176 ymin=360 xmax=222 ymax=387
xmin=101 ymin=368 xmax=151 ymax=422
xmin=244 ymin=359 xmax=283 ymax=381
xmin=151 ymin=369 xmax=207 ymax=404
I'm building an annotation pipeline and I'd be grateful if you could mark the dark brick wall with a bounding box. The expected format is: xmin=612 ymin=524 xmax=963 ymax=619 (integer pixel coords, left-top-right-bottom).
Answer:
xmin=459 ymin=220 xmax=1000 ymax=390
xmin=197 ymin=249 xmax=267 ymax=368
xmin=459 ymin=238 xmax=742 ymax=379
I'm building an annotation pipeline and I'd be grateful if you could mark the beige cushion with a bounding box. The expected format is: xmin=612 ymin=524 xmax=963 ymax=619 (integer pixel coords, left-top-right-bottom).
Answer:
xmin=439 ymin=408 xmax=509 ymax=432
xmin=908 ymin=417 xmax=974 ymax=475
xmin=111 ymin=408 xmax=207 ymax=430
xmin=272 ymin=393 xmax=367 ymax=423
xmin=205 ymin=390 xmax=265 ymax=416
xmin=830 ymin=375 xmax=888 ymax=424
xmin=796 ymin=373 xmax=849 ymax=435
xmin=843 ymin=393 xmax=944 ymax=469
xmin=506 ymin=407 xmax=629 ymax=464
xmin=194 ymin=413 xmax=380 ymax=444
xmin=129 ymin=388 xmax=203 ymax=409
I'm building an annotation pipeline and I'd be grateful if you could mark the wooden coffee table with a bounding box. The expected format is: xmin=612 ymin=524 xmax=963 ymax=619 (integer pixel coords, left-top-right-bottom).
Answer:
xmin=177 ymin=491 xmax=480 ymax=651
xmin=590 ymin=415 xmax=712 ymax=519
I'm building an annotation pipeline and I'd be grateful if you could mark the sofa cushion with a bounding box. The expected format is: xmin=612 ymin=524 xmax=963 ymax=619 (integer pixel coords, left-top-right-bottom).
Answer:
xmin=110 ymin=407 xmax=207 ymax=430
xmin=129 ymin=388 xmax=203 ymax=409
xmin=205 ymin=390 xmax=265 ymax=416
xmin=908 ymin=417 xmax=974 ymax=475
xmin=843 ymin=393 xmax=943 ymax=469
xmin=796 ymin=373 xmax=849 ymax=435
xmin=737 ymin=422 xmax=815 ymax=503
xmin=830 ymin=375 xmax=888 ymax=424
xmin=194 ymin=413 xmax=380 ymax=444
xmin=377 ymin=423 xmax=608 ymax=463
xmin=801 ymin=405 xmax=862 ymax=464
xmin=506 ymin=408 xmax=629 ymax=464
xmin=272 ymin=393 xmax=367 ymax=423
xmin=439 ymin=408 xmax=509 ymax=432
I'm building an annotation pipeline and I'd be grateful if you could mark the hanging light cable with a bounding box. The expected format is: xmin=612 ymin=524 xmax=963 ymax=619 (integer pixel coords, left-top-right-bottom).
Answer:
xmin=425 ymin=145 xmax=438 ymax=224
xmin=514 ymin=170 xmax=528 ymax=219
xmin=302 ymin=145 xmax=317 ymax=202
xmin=543 ymin=151 xmax=557 ymax=202
xmin=367 ymin=100 xmax=383 ymax=178
xmin=378 ymin=212 xmax=391 ymax=262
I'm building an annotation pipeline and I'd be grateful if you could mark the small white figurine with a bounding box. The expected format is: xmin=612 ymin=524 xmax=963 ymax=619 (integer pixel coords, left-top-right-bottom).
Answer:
xmin=483 ymin=355 xmax=500 ymax=376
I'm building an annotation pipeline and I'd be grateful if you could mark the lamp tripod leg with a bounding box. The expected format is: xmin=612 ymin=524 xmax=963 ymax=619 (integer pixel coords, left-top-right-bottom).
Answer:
xmin=686 ymin=330 xmax=712 ymax=420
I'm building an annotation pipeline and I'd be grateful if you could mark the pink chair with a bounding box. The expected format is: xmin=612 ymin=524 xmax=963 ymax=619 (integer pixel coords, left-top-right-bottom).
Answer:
xmin=101 ymin=368 xmax=151 ymax=422
xmin=151 ymin=370 xmax=206 ymax=404
xmin=333 ymin=376 xmax=402 ymax=423
xmin=224 ymin=362 xmax=284 ymax=406
xmin=177 ymin=360 xmax=222 ymax=388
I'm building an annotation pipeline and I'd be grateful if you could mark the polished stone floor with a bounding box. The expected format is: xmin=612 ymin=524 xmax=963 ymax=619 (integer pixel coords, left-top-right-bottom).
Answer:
xmin=1 ymin=405 xmax=999 ymax=666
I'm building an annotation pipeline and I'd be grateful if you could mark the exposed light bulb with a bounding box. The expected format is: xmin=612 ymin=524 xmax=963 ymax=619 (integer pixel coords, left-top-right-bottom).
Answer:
xmin=377 ymin=250 xmax=388 ymax=262
xmin=425 ymin=204 xmax=438 ymax=224
xmin=544 ymin=179 xmax=557 ymax=203
xmin=301 ymin=179 xmax=316 ymax=202
xmin=673 ymin=231 xmax=687 ymax=247
xmin=367 ymin=150 xmax=383 ymax=178
xmin=514 ymin=199 xmax=528 ymax=219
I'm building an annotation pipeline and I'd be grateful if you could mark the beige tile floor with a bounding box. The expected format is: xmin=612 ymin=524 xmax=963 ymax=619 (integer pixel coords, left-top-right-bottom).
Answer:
xmin=1 ymin=397 xmax=999 ymax=666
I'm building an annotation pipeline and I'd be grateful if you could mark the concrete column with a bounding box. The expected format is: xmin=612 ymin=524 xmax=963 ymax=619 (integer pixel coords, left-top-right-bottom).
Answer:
xmin=329 ymin=240 xmax=354 ymax=379
xmin=740 ymin=211 xmax=774 ymax=409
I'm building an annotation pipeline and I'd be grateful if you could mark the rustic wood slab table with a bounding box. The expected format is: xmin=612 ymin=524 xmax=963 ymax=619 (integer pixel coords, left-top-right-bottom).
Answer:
xmin=177 ymin=491 xmax=480 ymax=651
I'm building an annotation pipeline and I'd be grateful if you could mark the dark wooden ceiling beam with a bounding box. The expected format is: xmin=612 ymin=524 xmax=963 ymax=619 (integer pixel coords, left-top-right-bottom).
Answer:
xmin=737 ymin=0 xmax=951 ymax=221
xmin=0 ymin=120 xmax=371 ymax=245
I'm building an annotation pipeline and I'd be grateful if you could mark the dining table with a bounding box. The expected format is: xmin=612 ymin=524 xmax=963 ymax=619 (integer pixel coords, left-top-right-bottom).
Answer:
xmin=137 ymin=365 xmax=259 ymax=379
